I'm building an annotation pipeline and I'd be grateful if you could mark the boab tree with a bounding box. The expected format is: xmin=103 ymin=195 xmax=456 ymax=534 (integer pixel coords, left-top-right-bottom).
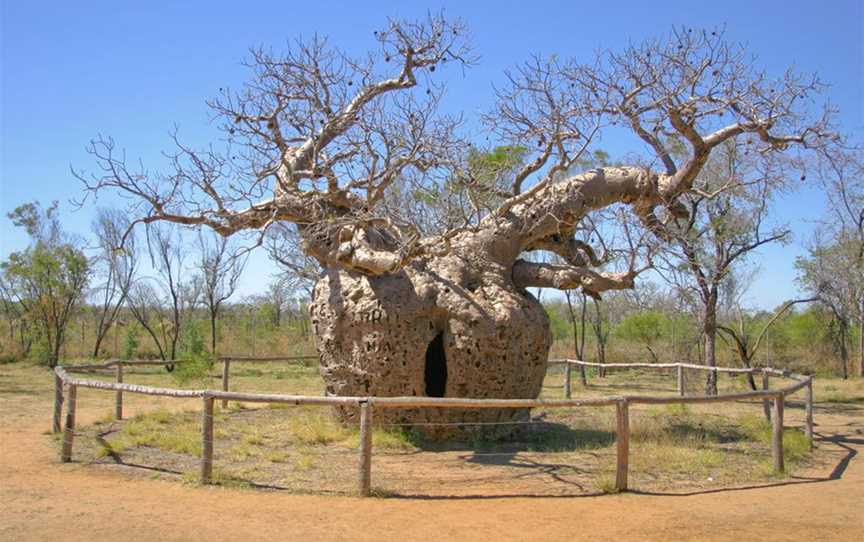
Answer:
xmin=75 ymin=17 xmax=835 ymax=425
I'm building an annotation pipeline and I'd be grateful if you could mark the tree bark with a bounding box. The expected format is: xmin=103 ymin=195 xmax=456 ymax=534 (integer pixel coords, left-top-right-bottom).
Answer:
xmin=840 ymin=320 xmax=849 ymax=380
xmin=311 ymin=166 xmax=692 ymax=427
xmin=703 ymin=302 xmax=718 ymax=395
xmin=859 ymin=296 xmax=864 ymax=378
xmin=210 ymin=310 xmax=218 ymax=356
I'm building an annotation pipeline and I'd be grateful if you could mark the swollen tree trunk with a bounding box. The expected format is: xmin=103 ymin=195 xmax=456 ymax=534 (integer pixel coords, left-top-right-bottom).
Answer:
xmin=311 ymin=167 xmax=675 ymax=426
xmin=312 ymin=247 xmax=553 ymax=427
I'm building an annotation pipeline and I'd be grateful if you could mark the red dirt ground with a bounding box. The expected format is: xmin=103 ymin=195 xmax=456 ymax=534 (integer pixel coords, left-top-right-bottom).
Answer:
xmin=1 ymin=371 xmax=863 ymax=541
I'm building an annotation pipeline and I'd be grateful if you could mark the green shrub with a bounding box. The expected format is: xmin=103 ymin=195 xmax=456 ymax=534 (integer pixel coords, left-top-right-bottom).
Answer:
xmin=171 ymin=322 xmax=213 ymax=385
xmin=122 ymin=323 xmax=140 ymax=360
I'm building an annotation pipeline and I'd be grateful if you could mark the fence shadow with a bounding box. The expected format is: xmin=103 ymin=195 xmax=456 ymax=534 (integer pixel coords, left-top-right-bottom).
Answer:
xmin=628 ymin=430 xmax=861 ymax=498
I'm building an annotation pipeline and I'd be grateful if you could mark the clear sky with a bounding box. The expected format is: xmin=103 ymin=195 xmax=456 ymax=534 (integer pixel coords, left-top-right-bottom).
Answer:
xmin=2 ymin=1 xmax=862 ymax=308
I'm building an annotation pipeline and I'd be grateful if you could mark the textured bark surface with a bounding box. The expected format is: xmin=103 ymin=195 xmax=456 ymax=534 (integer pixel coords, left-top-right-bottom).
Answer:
xmin=309 ymin=166 xmax=674 ymax=427
xmin=312 ymin=242 xmax=550 ymax=426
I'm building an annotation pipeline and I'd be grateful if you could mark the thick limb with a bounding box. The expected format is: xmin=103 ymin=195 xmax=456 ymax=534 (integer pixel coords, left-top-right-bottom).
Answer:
xmin=512 ymin=260 xmax=636 ymax=297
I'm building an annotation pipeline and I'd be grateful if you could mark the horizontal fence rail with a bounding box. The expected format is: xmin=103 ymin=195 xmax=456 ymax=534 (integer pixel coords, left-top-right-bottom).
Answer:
xmin=52 ymin=358 xmax=814 ymax=496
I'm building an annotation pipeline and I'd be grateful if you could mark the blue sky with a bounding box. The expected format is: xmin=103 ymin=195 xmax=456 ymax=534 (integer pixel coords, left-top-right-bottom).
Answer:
xmin=1 ymin=1 xmax=862 ymax=308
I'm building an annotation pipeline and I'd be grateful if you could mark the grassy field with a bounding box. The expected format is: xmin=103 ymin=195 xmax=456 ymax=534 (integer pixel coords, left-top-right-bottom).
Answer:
xmin=12 ymin=359 xmax=856 ymax=497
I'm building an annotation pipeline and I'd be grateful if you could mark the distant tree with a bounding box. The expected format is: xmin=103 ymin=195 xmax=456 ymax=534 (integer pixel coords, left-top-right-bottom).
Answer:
xmin=615 ymin=310 xmax=665 ymax=363
xmin=562 ymin=289 xmax=588 ymax=384
xmin=814 ymin=149 xmax=864 ymax=376
xmin=717 ymin=298 xmax=816 ymax=390
xmin=589 ymin=297 xmax=611 ymax=373
xmin=127 ymin=226 xmax=198 ymax=361
xmin=0 ymin=275 xmax=33 ymax=358
xmin=1 ymin=202 xmax=90 ymax=366
xmin=196 ymin=231 xmax=247 ymax=354
xmin=657 ymin=142 xmax=792 ymax=394
xmin=796 ymin=233 xmax=861 ymax=378
xmin=260 ymin=274 xmax=306 ymax=328
xmin=90 ymin=208 xmax=137 ymax=357
xmin=265 ymin=224 xmax=319 ymax=300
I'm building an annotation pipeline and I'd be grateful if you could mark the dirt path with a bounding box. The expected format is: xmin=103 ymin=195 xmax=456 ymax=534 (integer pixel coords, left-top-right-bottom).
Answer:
xmin=1 ymin=369 xmax=862 ymax=541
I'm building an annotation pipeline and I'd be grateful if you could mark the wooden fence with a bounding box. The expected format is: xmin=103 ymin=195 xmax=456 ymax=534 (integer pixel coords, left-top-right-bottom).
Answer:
xmin=52 ymin=359 xmax=814 ymax=496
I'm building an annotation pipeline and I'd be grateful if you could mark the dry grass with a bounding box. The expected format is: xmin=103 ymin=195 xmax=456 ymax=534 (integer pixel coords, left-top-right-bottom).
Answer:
xmin=3 ymin=358 xmax=858 ymax=497
xmin=64 ymin=366 xmax=830 ymax=497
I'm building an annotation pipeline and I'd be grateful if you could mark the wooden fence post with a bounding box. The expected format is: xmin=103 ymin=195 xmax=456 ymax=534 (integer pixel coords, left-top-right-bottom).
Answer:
xmin=564 ymin=363 xmax=572 ymax=399
xmin=805 ymin=378 xmax=814 ymax=449
xmin=221 ymin=359 xmax=231 ymax=409
xmin=201 ymin=396 xmax=214 ymax=484
xmin=61 ymin=384 xmax=77 ymax=462
xmin=762 ymin=372 xmax=771 ymax=421
xmin=676 ymin=365 xmax=684 ymax=396
xmin=772 ymin=394 xmax=784 ymax=474
xmin=115 ymin=364 xmax=124 ymax=420
xmin=53 ymin=372 xmax=64 ymax=433
xmin=358 ymin=400 xmax=373 ymax=497
xmin=615 ymin=399 xmax=629 ymax=492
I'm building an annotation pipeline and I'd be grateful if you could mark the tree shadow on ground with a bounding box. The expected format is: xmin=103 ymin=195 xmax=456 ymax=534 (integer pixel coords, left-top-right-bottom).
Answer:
xmin=404 ymin=421 xmax=615 ymax=454
xmin=381 ymin=430 xmax=863 ymax=500
xmin=628 ymin=430 xmax=862 ymax=498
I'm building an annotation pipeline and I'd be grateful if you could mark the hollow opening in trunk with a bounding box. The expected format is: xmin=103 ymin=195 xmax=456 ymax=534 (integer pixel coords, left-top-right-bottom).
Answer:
xmin=424 ymin=332 xmax=447 ymax=397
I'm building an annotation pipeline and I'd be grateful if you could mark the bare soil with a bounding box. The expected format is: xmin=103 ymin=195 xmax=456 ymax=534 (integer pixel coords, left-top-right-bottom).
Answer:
xmin=1 ymin=363 xmax=863 ymax=541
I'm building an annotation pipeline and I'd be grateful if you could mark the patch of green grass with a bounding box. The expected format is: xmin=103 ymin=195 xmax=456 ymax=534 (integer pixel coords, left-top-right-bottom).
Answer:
xmin=243 ymin=430 xmax=265 ymax=446
xmin=265 ymin=450 xmax=290 ymax=463
xmin=524 ymin=425 xmax=614 ymax=452
xmin=227 ymin=442 xmax=261 ymax=461
xmin=280 ymin=407 xmax=355 ymax=445
xmin=592 ymin=475 xmax=620 ymax=494
xmin=146 ymin=408 xmax=175 ymax=424
xmin=737 ymin=413 xmax=811 ymax=466
xmin=632 ymin=441 xmax=725 ymax=476
xmin=341 ymin=427 xmax=417 ymax=451
xmin=293 ymin=449 xmax=316 ymax=470
xmin=371 ymin=428 xmax=417 ymax=451
xmin=111 ymin=410 xmax=203 ymax=457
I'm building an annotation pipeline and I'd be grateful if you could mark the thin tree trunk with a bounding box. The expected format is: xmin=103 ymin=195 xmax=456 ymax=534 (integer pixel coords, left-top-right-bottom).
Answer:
xmin=93 ymin=327 xmax=106 ymax=359
xmin=859 ymin=296 xmax=863 ymax=378
xmin=210 ymin=311 xmax=218 ymax=355
xmin=840 ymin=321 xmax=849 ymax=380
xmin=704 ymin=306 xmax=718 ymax=395
xmin=578 ymin=294 xmax=588 ymax=385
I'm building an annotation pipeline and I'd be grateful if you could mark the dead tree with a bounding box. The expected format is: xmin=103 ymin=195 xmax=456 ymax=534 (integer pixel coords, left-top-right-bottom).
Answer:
xmin=717 ymin=298 xmax=817 ymax=389
xmin=197 ymin=231 xmax=247 ymax=354
xmin=127 ymin=226 xmax=198 ymax=362
xmin=90 ymin=208 xmax=137 ymax=357
xmin=76 ymin=18 xmax=837 ymax=424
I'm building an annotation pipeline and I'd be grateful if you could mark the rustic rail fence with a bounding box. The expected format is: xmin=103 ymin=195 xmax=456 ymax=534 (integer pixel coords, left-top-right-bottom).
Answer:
xmin=52 ymin=358 xmax=814 ymax=496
